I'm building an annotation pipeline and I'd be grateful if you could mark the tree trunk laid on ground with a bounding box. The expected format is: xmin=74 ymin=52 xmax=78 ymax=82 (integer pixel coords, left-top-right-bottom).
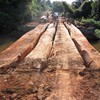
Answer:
xmin=0 ymin=23 xmax=49 ymax=73
xmin=64 ymin=22 xmax=100 ymax=69
xmin=46 ymin=22 xmax=85 ymax=100
xmin=15 ymin=23 xmax=56 ymax=72
xmin=47 ymin=22 xmax=85 ymax=70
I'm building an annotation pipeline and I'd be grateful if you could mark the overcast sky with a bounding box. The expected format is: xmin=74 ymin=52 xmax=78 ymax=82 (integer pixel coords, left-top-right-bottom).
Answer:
xmin=50 ymin=0 xmax=75 ymax=4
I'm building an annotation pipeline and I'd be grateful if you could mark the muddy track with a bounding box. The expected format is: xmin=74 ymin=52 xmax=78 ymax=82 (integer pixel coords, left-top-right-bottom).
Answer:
xmin=0 ymin=21 xmax=100 ymax=100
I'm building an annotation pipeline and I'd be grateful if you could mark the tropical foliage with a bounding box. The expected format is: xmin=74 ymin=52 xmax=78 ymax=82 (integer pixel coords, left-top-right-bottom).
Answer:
xmin=52 ymin=1 xmax=63 ymax=13
xmin=0 ymin=0 xmax=51 ymax=33
xmin=0 ymin=0 xmax=100 ymax=36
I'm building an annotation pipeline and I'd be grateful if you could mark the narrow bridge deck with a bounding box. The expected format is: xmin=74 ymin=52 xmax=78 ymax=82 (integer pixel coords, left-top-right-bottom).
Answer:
xmin=0 ymin=20 xmax=100 ymax=100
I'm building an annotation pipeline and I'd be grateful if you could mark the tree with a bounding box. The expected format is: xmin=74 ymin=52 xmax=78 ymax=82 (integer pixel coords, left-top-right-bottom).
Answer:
xmin=52 ymin=1 xmax=63 ymax=13
xmin=79 ymin=1 xmax=92 ymax=18
xmin=72 ymin=0 xmax=82 ymax=9
xmin=46 ymin=0 xmax=52 ymax=7
xmin=73 ymin=0 xmax=92 ymax=18
xmin=91 ymin=0 xmax=100 ymax=20
xmin=36 ymin=0 xmax=41 ymax=3
xmin=97 ymin=0 xmax=100 ymax=19
xmin=62 ymin=2 xmax=74 ymax=17
xmin=0 ymin=0 xmax=42 ymax=33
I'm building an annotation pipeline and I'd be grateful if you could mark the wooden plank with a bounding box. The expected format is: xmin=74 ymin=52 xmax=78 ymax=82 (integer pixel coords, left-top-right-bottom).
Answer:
xmin=46 ymin=22 xmax=85 ymax=100
xmin=64 ymin=22 xmax=100 ymax=69
xmin=15 ymin=23 xmax=56 ymax=72
xmin=0 ymin=23 xmax=49 ymax=73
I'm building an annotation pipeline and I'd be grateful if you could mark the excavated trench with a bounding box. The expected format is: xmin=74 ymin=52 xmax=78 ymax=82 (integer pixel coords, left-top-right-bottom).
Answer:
xmin=0 ymin=21 xmax=100 ymax=100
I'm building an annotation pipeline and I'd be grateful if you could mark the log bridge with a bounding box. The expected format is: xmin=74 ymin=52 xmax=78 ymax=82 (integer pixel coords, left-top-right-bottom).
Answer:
xmin=0 ymin=19 xmax=100 ymax=100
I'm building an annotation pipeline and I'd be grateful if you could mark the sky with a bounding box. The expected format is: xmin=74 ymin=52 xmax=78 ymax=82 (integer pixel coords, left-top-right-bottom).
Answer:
xmin=50 ymin=0 xmax=75 ymax=4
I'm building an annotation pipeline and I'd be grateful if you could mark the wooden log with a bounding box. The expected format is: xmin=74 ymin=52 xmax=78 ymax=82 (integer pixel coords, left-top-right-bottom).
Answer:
xmin=46 ymin=70 xmax=76 ymax=100
xmin=64 ymin=22 xmax=100 ymax=69
xmin=15 ymin=23 xmax=56 ymax=72
xmin=48 ymin=22 xmax=85 ymax=70
xmin=46 ymin=22 xmax=85 ymax=100
xmin=72 ymin=39 xmax=98 ymax=69
xmin=0 ymin=23 xmax=49 ymax=73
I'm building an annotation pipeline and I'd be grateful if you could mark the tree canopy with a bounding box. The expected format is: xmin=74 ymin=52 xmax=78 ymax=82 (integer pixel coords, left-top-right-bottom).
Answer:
xmin=52 ymin=1 xmax=63 ymax=13
xmin=0 ymin=0 xmax=51 ymax=33
xmin=0 ymin=0 xmax=100 ymax=33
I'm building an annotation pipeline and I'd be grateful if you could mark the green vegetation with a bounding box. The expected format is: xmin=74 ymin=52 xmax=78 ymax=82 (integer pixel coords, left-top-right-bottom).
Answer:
xmin=81 ymin=18 xmax=100 ymax=29
xmin=62 ymin=2 xmax=74 ymax=17
xmin=91 ymin=0 xmax=100 ymax=20
xmin=94 ymin=29 xmax=100 ymax=39
xmin=74 ymin=1 xmax=92 ymax=18
xmin=0 ymin=0 xmax=100 ymax=40
xmin=52 ymin=1 xmax=63 ymax=13
xmin=61 ymin=0 xmax=100 ymax=20
xmin=61 ymin=0 xmax=100 ymax=40
xmin=81 ymin=18 xmax=100 ymax=39
xmin=0 ymin=0 xmax=51 ymax=33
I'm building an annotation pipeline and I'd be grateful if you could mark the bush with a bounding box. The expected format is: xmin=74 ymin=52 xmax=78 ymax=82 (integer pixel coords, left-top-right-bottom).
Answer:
xmin=81 ymin=18 xmax=94 ymax=26
xmin=94 ymin=29 xmax=100 ymax=39
xmin=74 ymin=9 xmax=82 ymax=18
xmin=81 ymin=18 xmax=100 ymax=28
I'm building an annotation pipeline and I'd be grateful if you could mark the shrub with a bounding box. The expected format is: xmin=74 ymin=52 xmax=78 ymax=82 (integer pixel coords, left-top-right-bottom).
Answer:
xmin=94 ymin=29 xmax=100 ymax=39
xmin=81 ymin=18 xmax=100 ymax=28
xmin=73 ymin=9 xmax=82 ymax=18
